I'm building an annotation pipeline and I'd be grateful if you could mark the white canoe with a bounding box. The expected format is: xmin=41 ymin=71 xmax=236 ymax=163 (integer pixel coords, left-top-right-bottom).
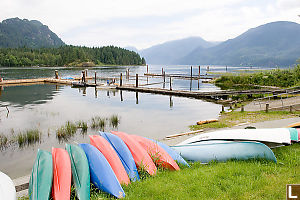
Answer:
xmin=177 ymin=128 xmax=291 ymax=148
xmin=0 ymin=171 xmax=16 ymax=200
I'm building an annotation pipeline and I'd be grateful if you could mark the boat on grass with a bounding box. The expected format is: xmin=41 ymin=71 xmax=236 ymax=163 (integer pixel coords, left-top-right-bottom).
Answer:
xmin=0 ymin=171 xmax=16 ymax=200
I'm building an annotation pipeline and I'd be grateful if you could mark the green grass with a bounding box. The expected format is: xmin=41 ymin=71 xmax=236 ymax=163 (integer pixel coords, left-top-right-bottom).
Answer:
xmin=190 ymin=110 xmax=300 ymax=131
xmin=56 ymin=121 xmax=78 ymax=141
xmin=110 ymin=115 xmax=120 ymax=128
xmin=16 ymin=129 xmax=41 ymax=147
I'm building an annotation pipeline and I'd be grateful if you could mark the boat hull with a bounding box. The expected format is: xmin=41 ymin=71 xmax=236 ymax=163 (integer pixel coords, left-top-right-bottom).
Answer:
xmin=0 ymin=171 xmax=16 ymax=200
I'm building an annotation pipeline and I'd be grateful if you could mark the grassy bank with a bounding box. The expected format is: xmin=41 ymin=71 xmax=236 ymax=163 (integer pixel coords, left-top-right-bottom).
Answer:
xmin=19 ymin=144 xmax=299 ymax=200
xmin=215 ymin=65 xmax=300 ymax=89
xmin=190 ymin=110 xmax=300 ymax=131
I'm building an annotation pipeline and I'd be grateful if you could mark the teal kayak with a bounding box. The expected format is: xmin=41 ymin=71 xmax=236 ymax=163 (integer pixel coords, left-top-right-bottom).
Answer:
xmin=65 ymin=144 xmax=90 ymax=200
xmin=172 ymin=141 xmax=277 ymax=163
xmin=288 ymin=128 xmax=299 ymax=142
xmin=28 ymin=149 xmax=53 ymax=200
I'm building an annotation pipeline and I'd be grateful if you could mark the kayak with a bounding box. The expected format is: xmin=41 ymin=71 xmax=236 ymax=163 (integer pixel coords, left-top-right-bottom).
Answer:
xmin=79 ymin=143 xmax=125 ymax=198
xmin=130 ymin=135 xmax=180 ymax=171
xmin=288 ymin=128 xmax=299 ymax=142
xmin=0 ymin=171 xmax=16 ymax=200
xmin=111 ymin=131 xmax=157 ymax=176
xmin=147 ymin=138 xmax=190 ymax=167
xmin=177 ymin=128 xmax=291 ymax=148
xmin=28 ymin=149 xmax=53 ymax=200
xmin=172 ymin=141 xmax=277 ymax=163
xmin=286 ymin=121 xmax=300 ymax=128
xmin=52 ymin=148 xmax=72 ymax=200
xmin=99 ymin=132 xmax=140 ymax=182
xmin=65 ymin=144 xmax=90 ymax=200
xmin=89 ymin=135 xmax=130 ymax=185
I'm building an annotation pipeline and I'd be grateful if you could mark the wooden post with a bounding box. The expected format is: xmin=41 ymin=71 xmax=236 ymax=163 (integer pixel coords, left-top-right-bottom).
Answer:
xmin=136 ymin=74 xmax=138 ymax=87
xmin=55 ymin=70 xmax=58 ymax=79
xmin=82 ymin=70 xmax=86 ymax=82
xmin=120 ymin=90 xmax=123 ymax=101
xmin=170 ymin=77 xmax=172 ymax=91
xmin=85 ymin=69 xmax=88 ymax=78
xmin=222 ymin=105 xmax=225 ymax=112
xmin=198 ymin=66 xmax=200 ymax=78
xmin=265 ymin=103 xmax=269 ymax=113
xmin=226 ymin=65 xmax=228 ymax=72
xmin=290 ymin=105 xmax=293 ymax=113
xmin=163 ymin=71 xmax=166 ymax=83
xmin=230 ymin=104 xmax=233 ymax=110
xmin=147 ymin=64 xmax=149 ymax=74
xmin=94 ymin=71 xmax=97 ymax=84
xmin=190 ymin=66 xmax=193 ymax=78
xmin=136 ymin=92 xmax=139 ymax=104
xmin=241 ymin=105 xmax=244 ymax=112
xmin=162 ymin=68 xmax=164 ymax=75
xmin=120 ymin=73 xmax=123 ymax=86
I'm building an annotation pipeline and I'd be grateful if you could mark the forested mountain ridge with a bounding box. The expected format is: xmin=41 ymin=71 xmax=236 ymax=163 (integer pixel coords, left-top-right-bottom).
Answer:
xmin=0 ymin=46 xmax=146 ymax=67
xmin=179 ymin=21 xmax=300 ymax=67
xmin=0 ymin=18 xmax=65 ymax=48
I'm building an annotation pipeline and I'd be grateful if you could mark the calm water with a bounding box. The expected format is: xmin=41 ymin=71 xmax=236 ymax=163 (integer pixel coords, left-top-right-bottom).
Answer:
xmin=0 ymin=65 xmax=228 ymax=178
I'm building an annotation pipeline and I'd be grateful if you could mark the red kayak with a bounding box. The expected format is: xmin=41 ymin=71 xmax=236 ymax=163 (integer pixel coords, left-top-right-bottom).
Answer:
xmin=130 ymin=135 xmax=180 ymax=171
xmin=111 ymin=131 xmax=157 ymax=175
xmin=52 ymin=148 xmax=71 ymax=200
xmin=89 ymin=135 xmax=130 ymax=185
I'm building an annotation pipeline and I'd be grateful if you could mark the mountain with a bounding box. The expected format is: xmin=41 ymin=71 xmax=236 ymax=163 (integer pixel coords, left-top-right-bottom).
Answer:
xmin=0 ymin=17 xmax=65 ymax=48
xmin=140 ymin=37 xmax=218 ymax=64
xmin=180 ymin=21 xmax=300 ymax=67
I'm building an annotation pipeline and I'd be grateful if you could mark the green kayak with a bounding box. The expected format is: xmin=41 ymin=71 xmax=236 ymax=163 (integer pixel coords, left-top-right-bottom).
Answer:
xmin=28 ymin=149 xmax=53 ymax=200
xmin=66 ymin=144 xmax=90 ymax=200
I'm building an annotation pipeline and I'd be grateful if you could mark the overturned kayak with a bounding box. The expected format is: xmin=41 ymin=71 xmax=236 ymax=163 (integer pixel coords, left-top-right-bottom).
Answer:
xmin=111 ymin=131 xmax=157 ymax=176
xmin=99 ymin=132 xmax=140 ymax=182
xmin=178 ymin=128 xmax=291 ymax=148
xmin=131 ymin=135 xmax=180 ymax=171
xmin=29 ymin=149 xmax=53 ymax=200
xmin=288 ymin=128 xmax=299 ymax=142
xmin=65 ymin=144 xmax=90 ymax=200
xmin=147 ymin=138 xmax=190 ymax=167
xmin=79 ymin=143 xmax=125 ymax=198
xmin=0 ymin=171 xmax=16 ymax=200
xmin=52 ymin=148 xmax=72 ymax=200
xmin=90 ymin=135 xmax=130 ymax=185
xmin=172 ymin=141 xmax=277 ymax=163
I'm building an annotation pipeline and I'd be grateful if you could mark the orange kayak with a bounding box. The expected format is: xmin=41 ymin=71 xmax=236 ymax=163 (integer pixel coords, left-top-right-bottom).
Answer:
xmin=89 ymin=135 xmax=130 ymax=185
xmin=52 ymin=148 xmax=71 ymax=200
xmin=130 ymin=135 xmax=180 ymax=171
xmin=111 ymin=131 xmax=157 ymax=175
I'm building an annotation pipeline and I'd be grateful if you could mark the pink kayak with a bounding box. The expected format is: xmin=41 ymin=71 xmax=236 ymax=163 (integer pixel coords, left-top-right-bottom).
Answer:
xmin=89 ymin=135 xmax=130 ymax=185
xmin=111 ymin=131 xmax=157 ymax=175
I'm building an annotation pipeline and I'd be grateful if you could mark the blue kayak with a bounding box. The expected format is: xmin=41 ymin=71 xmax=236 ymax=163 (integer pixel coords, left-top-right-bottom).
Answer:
xmin=79 ymin=143 xmax=125 ymax=198
xmin=172 ymin=141 xmax=277 ymax=163
xmin=99 ymin=132 xmax=140 ymax=182
xmin=147 ymin=138 xmax=190 ymax=167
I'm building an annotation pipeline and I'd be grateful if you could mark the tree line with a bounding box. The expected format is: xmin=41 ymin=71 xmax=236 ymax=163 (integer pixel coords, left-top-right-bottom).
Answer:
xmin=0 ymin=45 xmax=146 ymax=67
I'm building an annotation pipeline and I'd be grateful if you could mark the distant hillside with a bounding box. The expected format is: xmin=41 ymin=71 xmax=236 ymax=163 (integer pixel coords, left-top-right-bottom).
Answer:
xmin=140 ymin=37 xmax=218 ymax=64
xmin=0 ymin=17 xmax=65 ymax=48
xmin=180 ymin=21 xmax=300 ymax=67
xmin=124 ymin=46 xmax=139 ymax=53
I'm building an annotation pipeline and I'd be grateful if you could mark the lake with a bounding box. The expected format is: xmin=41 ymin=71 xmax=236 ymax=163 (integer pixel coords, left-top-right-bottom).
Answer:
xmin=0 ymin=65 xmax=230 ymax=178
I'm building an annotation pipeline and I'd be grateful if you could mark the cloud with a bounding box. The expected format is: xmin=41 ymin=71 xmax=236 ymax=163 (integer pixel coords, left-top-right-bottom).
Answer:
xmin=0 ymin=0 xmax=299 ymax=49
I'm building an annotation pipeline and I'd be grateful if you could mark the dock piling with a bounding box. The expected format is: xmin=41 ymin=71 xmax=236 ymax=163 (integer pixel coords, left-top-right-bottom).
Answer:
xmin=55 ymin=70 xmax=58 ymax=79
xmin=170 ymin=77 xmax=172 ymax=91
xmin=198 ymin=66 xmax=200 ymax=78
xmin=95 ymin=71 xmax=97 ymax=84
xmin=266 ymin=103 xmax=269 ymax=113
xmin=147 ymin=64 xmax=149 ymax=74
xmin=190 ymin=66 xmax=193 ymax=78
xmin=82 ymin=70 xmax=86 ymax=82
xmin=120 ymin=73 xmax=123 ymax=86
xmin=136 ymin=74 xmax=138 ymax=87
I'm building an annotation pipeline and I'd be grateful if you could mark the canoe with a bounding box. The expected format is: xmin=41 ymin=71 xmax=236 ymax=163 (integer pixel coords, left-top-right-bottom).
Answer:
xmin=177 ymin=128 xmax=291 ymax=148
xmin=52 ymin=148 xmax=72 ymax=200
xmin=65 ymin=144 xmax=90 ymax=200
xmin=286 ymin=121 xmax=300 ymax=128
xmin=89 ymin=135 xmax=130 ymax=185
xmin=147 ymin=138 xmax=190 ymax=167
xmin=288 ymin=128 xmax=299 ymax=142
xmin=28 ymin=149 xmax=53 ymax=200
xmin=130 ymin=135 xmax=180 ymax=171
xmin=111 ymin=131 xmax=157 ymax=176
xmin=0 ymin=171 xmax=16 ymax=200
xmin=79 ymin=143 xmax=125 ymax=198
xmin=99 ymin=132 xmax=140 ymax=182
xmin=172 ymin=141 xmax=277 ymax=163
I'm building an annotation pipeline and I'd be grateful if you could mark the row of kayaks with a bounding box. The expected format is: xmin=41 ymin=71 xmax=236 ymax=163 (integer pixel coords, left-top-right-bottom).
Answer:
xmin=28 ymin=131 xmax=188 ymax=200
xmin=171 ymin=128 xmax=300 ymax=164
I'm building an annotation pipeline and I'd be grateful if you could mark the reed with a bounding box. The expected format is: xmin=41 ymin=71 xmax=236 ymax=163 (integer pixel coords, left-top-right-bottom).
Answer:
xmin=110 ymin=115 xmax=120 ymax=128
xmin=16 ymin=129 xmax=41 ymax=147
xmin=0 ymin=134 xmax=8 ymax=148
xmin=76 ymin=120 xmax=88 ymax=134
xmin=91 ymin=116 xmax=106 ymax=130
xmin=56 ymin=121 xmax=77 ymax=141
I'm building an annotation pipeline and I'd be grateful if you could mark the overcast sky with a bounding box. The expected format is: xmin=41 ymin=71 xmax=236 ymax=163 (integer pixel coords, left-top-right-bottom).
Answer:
xmin=1 ymin=0 xmax=300 ymax=49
